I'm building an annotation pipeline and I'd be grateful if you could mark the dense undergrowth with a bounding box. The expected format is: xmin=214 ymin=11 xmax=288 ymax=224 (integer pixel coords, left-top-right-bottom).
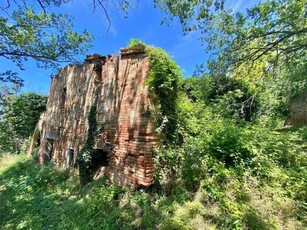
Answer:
xmin=0 ymin=119 xmax=306 ymax=229
xmin=154 ymin=111 xmax=307 ymax=229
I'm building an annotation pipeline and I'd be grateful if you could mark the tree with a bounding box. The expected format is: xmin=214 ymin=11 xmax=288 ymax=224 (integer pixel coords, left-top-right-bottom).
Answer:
xmin=182 ymin=76 xmax=259 ymax=121
xmin=154 ymin=0 xmax=307 ymax=74
xmin=0 ymin=92 xmax=47 ymax=153
xmin=7 ymin=93 xmax=47 ymax=138
xmin=0 ymin=0 xmax=94 ymax=86
xmin=155 ymin=0 xmax=307 ymax=121
xmin=0 ymin=0 xmax=136 ymax=86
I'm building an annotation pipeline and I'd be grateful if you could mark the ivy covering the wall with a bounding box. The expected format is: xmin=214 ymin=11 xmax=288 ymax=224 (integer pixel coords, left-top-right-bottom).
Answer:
xmin=146 ymin=46 xmax=181 ymax=143
xmin=127 ymin=39 xmax=181 ymax=144
xmin=76 ymin=98 xmax=98 ymax=185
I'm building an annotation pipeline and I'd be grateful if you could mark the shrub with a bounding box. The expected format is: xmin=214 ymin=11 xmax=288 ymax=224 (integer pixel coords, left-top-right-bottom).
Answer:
xmin=182 ymin=76 xmax=259 ymax=121
xmin=126 ymin=38 xmax=146 ymax=48
xmin=208 ymin=123 xmax=252 ymax=167
xmin=181 ymin=77 xmax=204 ymax=102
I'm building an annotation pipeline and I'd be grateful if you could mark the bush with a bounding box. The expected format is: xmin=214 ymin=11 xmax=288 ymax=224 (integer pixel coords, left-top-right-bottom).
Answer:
xmin=126 ymin=38 xmax=146 ymax=48
xmin=182 ymin=76 xmax=259 ymax=121
xmin=181 ymin=77 xmax=204 ymax=102
xmin=208 ymin=123 xmax=252 ymax=167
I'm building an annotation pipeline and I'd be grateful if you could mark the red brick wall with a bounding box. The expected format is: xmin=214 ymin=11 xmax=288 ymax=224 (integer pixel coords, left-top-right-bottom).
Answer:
xmin=38 ymin=52 xmax=159 ymax=186
xmin=289 ymin=90 xmax=307 ymax=127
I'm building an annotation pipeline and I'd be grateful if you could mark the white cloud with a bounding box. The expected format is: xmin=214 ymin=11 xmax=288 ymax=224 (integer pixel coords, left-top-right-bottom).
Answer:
xmin=232 ymin=0 xmax=244 ymax=12
xmin=227 ymin=0 xmax=261 ymax=13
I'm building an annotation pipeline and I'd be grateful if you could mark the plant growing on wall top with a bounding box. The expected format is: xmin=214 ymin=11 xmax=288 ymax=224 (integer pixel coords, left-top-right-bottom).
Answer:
xmin=126 ymin=38 xmax=146 ymax=48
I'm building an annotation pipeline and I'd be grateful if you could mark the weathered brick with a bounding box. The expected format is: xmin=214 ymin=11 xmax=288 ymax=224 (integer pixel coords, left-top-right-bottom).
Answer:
xmin=36 ymin=51 xmax=160 ymax=187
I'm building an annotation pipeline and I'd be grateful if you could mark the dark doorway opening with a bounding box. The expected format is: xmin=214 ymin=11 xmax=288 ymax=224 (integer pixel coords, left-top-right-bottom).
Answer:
xmin=92 ymin=148 xmax=109 ymax=168
xmin=45 ymin=139 xmax=54 ymax=162
xmin=66 ymin=147 xmax=74 ymax=168
xmin=61 ymin=86 xmax=67 ymax=108
xmin=92 ymin=148 xmax=109 ymax=179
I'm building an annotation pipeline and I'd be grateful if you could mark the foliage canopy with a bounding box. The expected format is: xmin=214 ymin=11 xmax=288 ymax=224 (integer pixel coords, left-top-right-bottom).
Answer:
xmin=155 ymin=0 xmax=307 ymax=74
xmin=0 ymin=0 xmax=137 ymax=86
xmin=0 ymin=1 xmax=95 ymax=85
xmin=0 ymin=92 xmax=47 ymax=153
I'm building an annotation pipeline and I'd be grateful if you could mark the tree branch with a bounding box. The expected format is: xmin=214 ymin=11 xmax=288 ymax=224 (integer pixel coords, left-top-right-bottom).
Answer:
xmin=36 ymin=0 xmax=47 ymax=13
xmin=96 ymin=0 xmax=112 ymax=32
xmin=0 ymin=51 xmax=70 ymax=62
xmin=250 ymin=27 xmax=307 ymax=39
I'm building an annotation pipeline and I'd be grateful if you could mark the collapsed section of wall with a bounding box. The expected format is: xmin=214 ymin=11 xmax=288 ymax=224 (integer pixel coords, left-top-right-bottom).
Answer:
xmin=37 ymin=47 xmax=160 ymax=187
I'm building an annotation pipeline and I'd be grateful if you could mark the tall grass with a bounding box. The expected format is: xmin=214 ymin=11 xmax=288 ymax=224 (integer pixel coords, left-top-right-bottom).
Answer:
xmin=1 ymin=140 xmax=306 ymax=230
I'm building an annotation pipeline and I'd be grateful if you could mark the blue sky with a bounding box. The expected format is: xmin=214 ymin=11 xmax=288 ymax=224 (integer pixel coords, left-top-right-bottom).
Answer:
xmin=1 ymin=0 xmax=259 ymax=94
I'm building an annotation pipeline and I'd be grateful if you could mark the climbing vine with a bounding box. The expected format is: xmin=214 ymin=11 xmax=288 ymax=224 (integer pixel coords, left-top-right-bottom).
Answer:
xmin=146 ymin=46 xmax=181 ymax=144
xmin=127 ymin=39 xmax=181 ymax=144
xmin=127 ymin=38 xmax=181 ymax=144
xmin=76 ymin=98 xmax=98 ymax=185
xmin=126 ymin=38 xmax=146 ymax=48
xmin=127 ymin=39 xmax=181 ymax=143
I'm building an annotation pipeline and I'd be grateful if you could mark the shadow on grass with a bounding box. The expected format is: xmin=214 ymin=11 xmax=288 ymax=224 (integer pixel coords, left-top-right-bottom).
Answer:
xmin=0 ymin=159 xmax=82 ymax=229
xmin=242 ymin=207 xmax=276 ymax=230
xmin=0 ymin=157 xmax=184 ymax=229
xmin=1 ymin=155 xmax=305 ymax=229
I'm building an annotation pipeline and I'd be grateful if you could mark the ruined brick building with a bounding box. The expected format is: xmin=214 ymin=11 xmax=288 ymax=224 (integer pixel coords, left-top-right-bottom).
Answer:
xmin=289 ymin=90 xmax=307 ymax=127
xmin=34 ymin=45 xmax=161 ymax=186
